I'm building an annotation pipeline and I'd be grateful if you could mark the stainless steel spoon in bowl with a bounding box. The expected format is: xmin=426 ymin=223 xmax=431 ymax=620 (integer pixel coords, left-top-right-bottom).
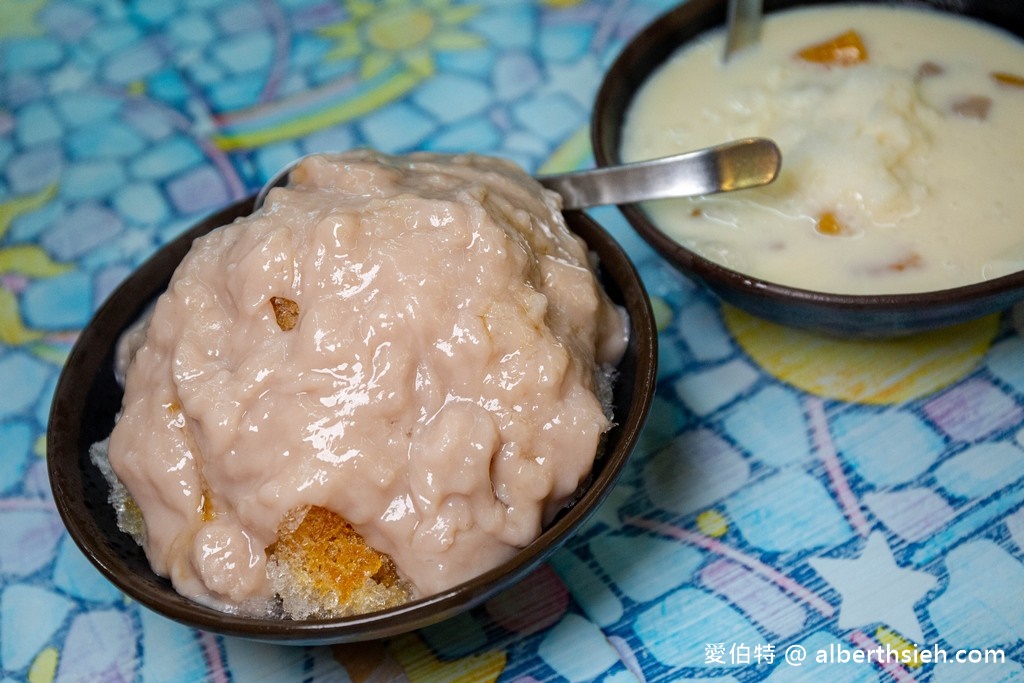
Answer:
xmin=252 ymin=137 xmax=782 ymax=212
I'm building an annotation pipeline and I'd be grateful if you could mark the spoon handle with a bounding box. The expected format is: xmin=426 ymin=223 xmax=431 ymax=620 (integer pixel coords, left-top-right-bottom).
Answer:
xmin=539 ymin=137 xmax=781 ymax=210
xmin=255 ymin=138 xmax=781 ymax=212
xmin=724 ymin=0 xmax=764 ymax=61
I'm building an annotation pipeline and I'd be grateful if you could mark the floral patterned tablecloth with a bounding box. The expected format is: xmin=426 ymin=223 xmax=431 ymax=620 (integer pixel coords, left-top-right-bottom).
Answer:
xmin=2 ymin=1 xmax=1024 ymax=681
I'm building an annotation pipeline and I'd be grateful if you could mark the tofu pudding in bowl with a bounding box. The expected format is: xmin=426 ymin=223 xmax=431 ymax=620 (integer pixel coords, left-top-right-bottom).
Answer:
xmin=593 ymin=0 xmax=1024 ymax=336
xmin=47 ymin=150 xmax=657 ymax=642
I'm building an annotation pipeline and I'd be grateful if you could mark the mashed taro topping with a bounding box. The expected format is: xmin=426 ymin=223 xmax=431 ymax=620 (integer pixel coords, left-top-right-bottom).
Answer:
xmin=98 ymin=150 xmax=629 ymax=616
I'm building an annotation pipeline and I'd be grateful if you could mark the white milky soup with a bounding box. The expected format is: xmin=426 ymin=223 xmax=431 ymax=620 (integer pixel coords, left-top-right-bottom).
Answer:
xmin=622 ymin=5 xmax=1024 ymax=295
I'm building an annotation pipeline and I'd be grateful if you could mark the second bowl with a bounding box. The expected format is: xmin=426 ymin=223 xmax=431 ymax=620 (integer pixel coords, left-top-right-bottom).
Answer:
xmin=593 ymin=0 xmax=1024 ymax=337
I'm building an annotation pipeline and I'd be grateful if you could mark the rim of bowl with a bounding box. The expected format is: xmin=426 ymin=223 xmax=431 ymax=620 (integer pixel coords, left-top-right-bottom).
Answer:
xmin=46 ymin=195 xmax=657 ymax=644
xmin=592 ymin=0 xmax=1024 ymax=337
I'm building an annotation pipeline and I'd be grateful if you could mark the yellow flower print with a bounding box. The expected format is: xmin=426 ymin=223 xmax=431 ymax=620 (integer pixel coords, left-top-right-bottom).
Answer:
xmin=0 ymin=0 xmax=49 ymax=40
xmin=319 ymin=0 xmax=484 ymax=79
xmin=214 ymin=0 xmax=486 ymax=149
xmin=0 ymin=184 xmax=72 ymax=347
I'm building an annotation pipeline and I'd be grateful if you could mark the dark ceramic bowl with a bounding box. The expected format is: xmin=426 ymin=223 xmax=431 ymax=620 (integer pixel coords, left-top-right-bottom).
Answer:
xmin=594 ymin=0 xmax=1024 ymax=337
xmin=47 ymin=196 xmax=656 ymax=645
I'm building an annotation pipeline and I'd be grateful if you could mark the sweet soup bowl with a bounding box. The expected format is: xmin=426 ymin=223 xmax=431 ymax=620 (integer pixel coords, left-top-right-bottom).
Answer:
xmin=46 ymin=196 xmax=657 ymax=644
xmin=593 ymin=0 xmax=1024 ymax=337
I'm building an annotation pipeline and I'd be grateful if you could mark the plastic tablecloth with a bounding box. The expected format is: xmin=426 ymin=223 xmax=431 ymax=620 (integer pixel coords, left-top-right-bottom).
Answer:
xmin=2 ymin=1 xmax=1023 ymax=681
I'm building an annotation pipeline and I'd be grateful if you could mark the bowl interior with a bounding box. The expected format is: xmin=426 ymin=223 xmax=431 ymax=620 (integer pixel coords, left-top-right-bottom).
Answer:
xmin=593 ymin=0 xmax=1024 ymax=337
xmin=47 ymin=196 xmax=656 ymax=644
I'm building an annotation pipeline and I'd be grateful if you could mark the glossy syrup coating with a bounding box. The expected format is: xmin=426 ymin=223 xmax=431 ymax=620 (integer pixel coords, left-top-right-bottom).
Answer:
xmin=104 ymin=150 xmax=629 ymax=616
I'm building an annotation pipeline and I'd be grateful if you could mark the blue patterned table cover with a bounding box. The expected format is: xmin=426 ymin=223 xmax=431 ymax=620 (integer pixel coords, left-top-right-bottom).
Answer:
xmin=2 ymin=1 xmax=1023 ymax=681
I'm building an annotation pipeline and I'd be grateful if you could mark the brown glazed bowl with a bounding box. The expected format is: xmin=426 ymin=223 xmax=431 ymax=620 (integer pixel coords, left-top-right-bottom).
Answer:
xmin=47 ymin=196 xmax=657 ymax=645
xmin=593 ymin=0 xmax=1024 ymax=337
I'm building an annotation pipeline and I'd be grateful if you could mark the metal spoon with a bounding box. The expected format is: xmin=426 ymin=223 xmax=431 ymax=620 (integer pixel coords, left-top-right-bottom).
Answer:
xmin=723 ymin=0 xmax=763 ymax=61
xmin=254 ymin=138 xmax=782 ymax=212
